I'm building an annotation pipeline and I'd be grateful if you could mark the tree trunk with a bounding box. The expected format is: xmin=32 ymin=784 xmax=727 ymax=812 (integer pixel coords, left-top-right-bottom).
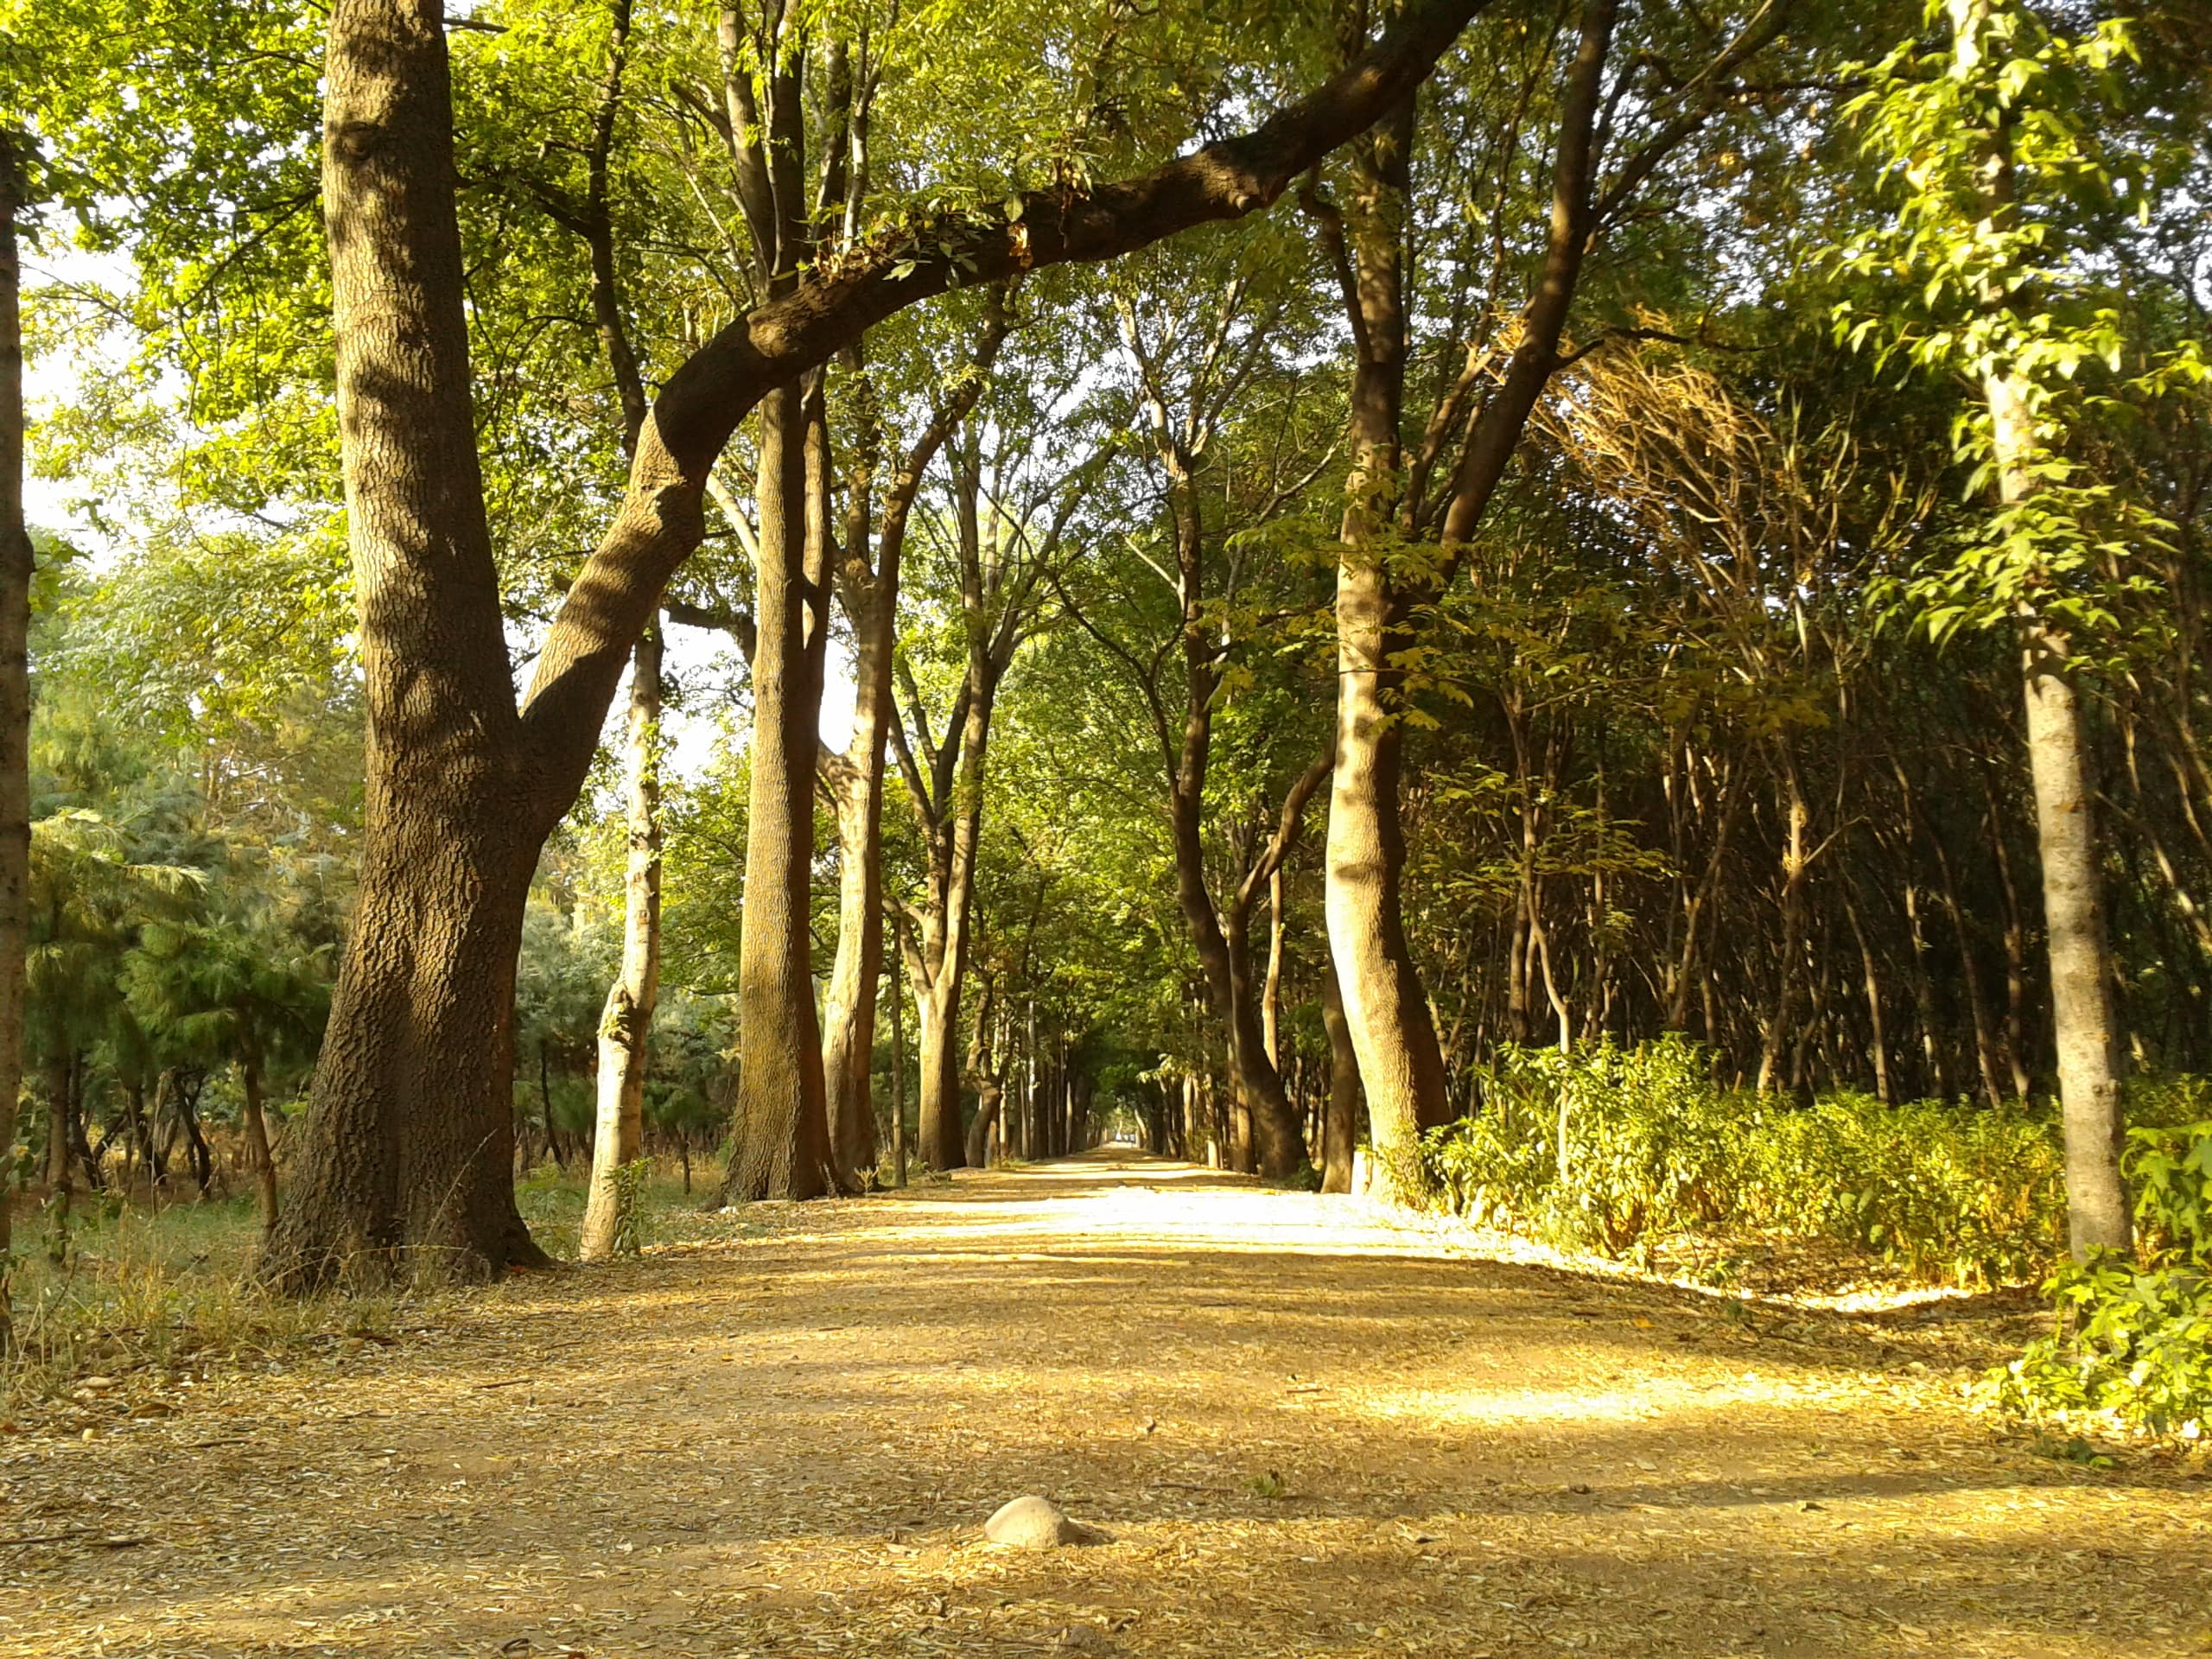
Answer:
xmin=582 ymin=626 xmax=664 ymax=1258
xmin=888 ymin=950 xmax=907 ymax=1187
xmin=1317 ymin=948 xmax=1366 ymax=1195
xmin=1956 ymin=0 xmax=2126 ymax=1253
xmin=1319 ymin=96 xmax=1454 ymax=1186
xmin=2022 ymin=620 xmax=2130 ymax=1255
xmin=721 ymin=379 xmax=839 ymax=1201
xmin=0 ymin=128 xmax=29 ymax=1350
xmin=1262 ymin=868 xmax=1286 ymax=1068
xmin=1755 ymin=759 xmax=1808 ymax=1093
xmin=240 ymin=1040 xmax=279 ymax=1229
xmin=41 ymin=1048 xmax=69 ymax=1196
xmin=261 ymin=0 xmax=546 ymax=1287
xmin=914 ymin=977 xmax=965 ymax=1172
xmin=822 ymin=753 xmax=885 ymax=1185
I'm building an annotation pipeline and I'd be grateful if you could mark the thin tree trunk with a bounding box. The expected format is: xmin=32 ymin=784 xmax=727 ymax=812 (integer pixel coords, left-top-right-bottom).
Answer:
xmin=582 ymin=626 xmax=664 ymax=1258
xmin=2022 ymin=620 xmax=2130 ymax=1254
xmin=1262 ymin=868 xmax=1286 ymax=1069
xmin=1844 ymin=893 xmax=1891 ymax=1104
xmin=0 ymin=127 xmax=29 ymax=1350
xmin=1319 ymin=944 xmax=1365 ymax=1195
xmin=888 ymin=948 xmax=907 ymax=1188
xmin=1956 ymin=0 xmax=2127 ymax=1255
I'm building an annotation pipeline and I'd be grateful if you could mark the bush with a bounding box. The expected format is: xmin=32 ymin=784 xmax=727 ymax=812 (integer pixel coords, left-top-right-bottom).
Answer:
xmin=1992 ymin=1118 xmax=2212 ymax=1443
xmin=1421 ymin=1038 xmax=2067 ymax=1285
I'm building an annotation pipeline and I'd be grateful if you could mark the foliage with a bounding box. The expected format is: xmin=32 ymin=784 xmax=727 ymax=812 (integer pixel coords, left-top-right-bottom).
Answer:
xmin=1422 ymin=1037 xmax=2069 ymax=1286
xmin=1992 ymin=1117 xmax=2212 ymax=1442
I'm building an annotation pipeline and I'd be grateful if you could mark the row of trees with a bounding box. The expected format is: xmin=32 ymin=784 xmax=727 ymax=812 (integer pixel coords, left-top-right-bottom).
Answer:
xmin=1 ymin=0 xmax=2204 ymax=1313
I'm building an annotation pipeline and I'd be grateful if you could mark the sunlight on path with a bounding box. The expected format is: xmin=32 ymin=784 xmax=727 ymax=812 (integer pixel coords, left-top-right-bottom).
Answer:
xmin=2 ymin=1152 xmax=2204 ymax=1657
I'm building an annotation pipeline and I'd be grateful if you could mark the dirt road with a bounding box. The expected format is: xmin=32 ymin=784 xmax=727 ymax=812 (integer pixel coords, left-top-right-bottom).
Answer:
xmin=3 ymin=1154 xmax=2203 ymax=1656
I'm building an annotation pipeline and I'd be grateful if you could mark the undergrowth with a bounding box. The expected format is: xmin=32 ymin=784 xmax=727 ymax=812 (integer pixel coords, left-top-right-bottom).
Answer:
xmin=1421 ymin=1035 xmax=2081 ymax=1286
xmin=1988 ymin=1095 xmax=2212 ymax=1444
xmin=2 ymin=1156 xmax=706 ymax=1414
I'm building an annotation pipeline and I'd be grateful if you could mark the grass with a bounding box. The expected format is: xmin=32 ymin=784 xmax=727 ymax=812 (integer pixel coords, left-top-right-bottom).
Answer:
xmin=1 ymin=1154 xmax=719 ymax=1416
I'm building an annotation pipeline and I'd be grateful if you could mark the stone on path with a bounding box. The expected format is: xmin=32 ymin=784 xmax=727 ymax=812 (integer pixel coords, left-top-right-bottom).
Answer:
xmin=983 ymin=1495 xmax=1084 ymax=1548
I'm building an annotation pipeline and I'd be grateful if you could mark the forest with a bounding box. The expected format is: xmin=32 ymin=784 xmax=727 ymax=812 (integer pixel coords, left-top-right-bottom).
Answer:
xmin=0 ymin=1 xmax=2209 ymax=1655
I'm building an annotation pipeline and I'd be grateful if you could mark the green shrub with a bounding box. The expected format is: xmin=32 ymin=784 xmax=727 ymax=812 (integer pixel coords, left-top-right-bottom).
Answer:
xmin=1742 ymin=1095 xmax=2063 ymax=1285
xmin=1421 ymin=1038 xmax=2068 ymax=1285
xmin=1992 ymin=1118 xmax=2212 ymax=1443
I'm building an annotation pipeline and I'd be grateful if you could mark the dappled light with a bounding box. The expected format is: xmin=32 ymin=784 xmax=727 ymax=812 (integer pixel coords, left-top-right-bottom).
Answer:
xmin=5 ymin=1155 xmax=2204 ymax=1657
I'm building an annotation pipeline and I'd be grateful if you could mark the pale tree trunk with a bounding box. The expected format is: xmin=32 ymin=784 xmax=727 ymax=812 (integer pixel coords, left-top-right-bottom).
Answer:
xmin=1262 ymin=868 xmax=1286 ymax=1069
xmin=2019 ymin=603 xmax=2130 ymax=1255
xmin=582 ymin=626 xmax=663 ymax=1258
xmin=887 ymin=944 xmax=907 ymax=1187
xmin=1314 ymin=92 xmax=1446 ymax=1184
xmin=0 ymin=130 xmax=28 ymax=1345
xmin=1755 ymin=756 xmax=1808 ymax=1093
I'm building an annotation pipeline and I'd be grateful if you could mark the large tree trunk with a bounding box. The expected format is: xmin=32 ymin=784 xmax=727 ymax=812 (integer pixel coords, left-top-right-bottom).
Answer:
xmin=722 ymin=381 xmax=836 ymax=1201
xmin=262 ymin=0 xmax=543 ymax=1287
xmin=1319 ymin=96 xmax=1454 ymax=1183
xmin=0 ymin=129 xmax=29 ymax=1347
xmin=913 ymin=962 xmax=969 ymax=1171
xmin=582 ymin=626 xmax=663 ymax=1258
xmin=1325 ymin=554 xmax=1452 ymax=1177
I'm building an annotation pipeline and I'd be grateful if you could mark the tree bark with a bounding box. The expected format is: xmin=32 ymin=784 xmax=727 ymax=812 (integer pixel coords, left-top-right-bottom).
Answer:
xmin=888 ymin=938 xmax=907 ymax=1187
xmin=1319 ymin=955 xmax=1365 ymax=1195
xmin=261 ymin=0 xmax=547 ymax=1287
xmin=1954 ymin=0 xmax=2130 ymax=1253
xmin=722 ymin=380 xmax=837 ymax=1201
xmin=239 ymin=1029 xmax=279 ymax=1230
xmin=0 ymin=129 xmax=29 ymax=1348
xmin=582 ymin=626 xmax=663 ymax=1257
xmin=2021 ymin=620 xmax=2130 ymax=1255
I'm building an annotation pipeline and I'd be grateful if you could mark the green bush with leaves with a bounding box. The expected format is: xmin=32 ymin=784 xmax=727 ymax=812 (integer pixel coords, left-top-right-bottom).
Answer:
xmin=1993 ymin=1119 xmax=2212 ymax=1442
xmin=1422 ymin=1038 xmax=2068 ymax=1285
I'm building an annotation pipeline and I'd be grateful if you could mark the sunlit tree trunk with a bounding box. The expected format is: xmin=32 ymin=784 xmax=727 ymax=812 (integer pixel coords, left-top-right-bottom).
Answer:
xmin=1952 ymin=0 xmax=2127 ymax=1255
xmin=582 ymin=626 xmax=663 ymax=1258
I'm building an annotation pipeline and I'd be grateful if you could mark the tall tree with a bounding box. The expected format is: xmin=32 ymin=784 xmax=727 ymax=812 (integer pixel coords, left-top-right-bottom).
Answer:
xmin=0 ymin=126 xmax=31 ymax=1346
xmin=820 ymin=299 xmax=1009 ymax=1183
xmin=264 ymin=0 xmax=1503 ymax=1281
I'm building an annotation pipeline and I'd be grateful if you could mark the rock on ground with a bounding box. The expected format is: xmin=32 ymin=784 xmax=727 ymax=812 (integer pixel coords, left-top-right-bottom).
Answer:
xmin=984 ymin=1495 xmax=1081 ymax=1548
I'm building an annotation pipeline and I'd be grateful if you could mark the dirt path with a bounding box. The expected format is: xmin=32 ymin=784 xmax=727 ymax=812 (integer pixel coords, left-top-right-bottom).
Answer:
xmin=3 ymin=1153 xmax=2204 ymax=1657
